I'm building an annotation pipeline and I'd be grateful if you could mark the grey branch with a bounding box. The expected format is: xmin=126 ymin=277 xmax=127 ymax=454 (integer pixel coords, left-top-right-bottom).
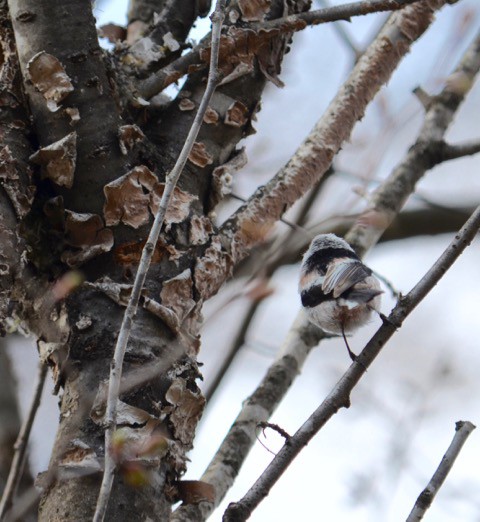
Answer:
xmin=217 ymin=0 xmax=450 ymax=280
xmin=171 ymin=4 xmax=454 ymax=520
xmin=92 ymin=2 xmax=227 ymax=521
xmin=406 ymin=420 xmax=476 ymax=522
xmin=137 ymin=0 xmax=422 ymax=99
xmin=0 ymin=361 xmax=47 ymax=520
xmin=257 ymin=0 xmax=422 ymax=32
xmin=439 ymin=140 xmax=480 ymax=161
xmin=347 ymin=28 xmax=480 ymax=256
xmin=223 ymin=205 xmax=480 ymax=521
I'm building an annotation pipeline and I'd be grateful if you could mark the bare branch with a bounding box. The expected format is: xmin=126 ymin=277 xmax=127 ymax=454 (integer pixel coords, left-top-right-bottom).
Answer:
xmin=439 ymin=140 xmax=480 ymax=161
xmin=92 ymin=3 xmax=227 ymax=521
xmin=347 ymin=29 xmax=480 ymax=256
xmin=172 ymin=20 xmax=480 ymax=521
xmin=0 ymin=361 xmax=47 ymax=519
xmin=137 ymin=0 xmax=423 ymax=99
xmin=223 ymin=205 xmax=480 ymax=522
xmin=406 ymin=420 xmax=476 ymax=522
xmin=214 ymin=0 xmax=450 ymax=294
xmin=257 ymin=0 xmax=422 ymax=32
xmin=249 ymin=205 xmax=477 ymax=274
xmin=171 ymin=314 xmax=326 ymax=522
xmin=205 ymin=176 xmax=330 ymax=403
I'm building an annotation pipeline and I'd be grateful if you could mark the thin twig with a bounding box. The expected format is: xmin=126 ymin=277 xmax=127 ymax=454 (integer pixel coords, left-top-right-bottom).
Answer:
xmin=216 ymin=0 xmax=449 ymax=281
xmin=92 ymin=2 xmax=227 ymax=520
xmin=223 ymin=205 xmax=480 ymax=522
xmin=314 ymin=0 xmax=363 ymax=60
xmin=0 ymin=361 xmax=47 ymax=520
xmin=1 ymin=486 xmax=39 ymax=522
xmin=171 ymin=5 xmax=454 ymax=521
xmin=406 ymin=421 xmax=476 ymax=522
xmin=440 ymin=140 xmax=480 ymax=161
xmin=204 ymin=178 xmax=330 ymax=403
xmin=137 ymin=0 xmax=422 ymax=99
xmin=258 ymin=0 xmax=422 ymax=32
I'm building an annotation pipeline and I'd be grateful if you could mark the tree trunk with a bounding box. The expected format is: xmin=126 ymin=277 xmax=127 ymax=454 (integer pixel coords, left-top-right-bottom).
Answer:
xmin=2 ymin=0 xmax=309 ymax=518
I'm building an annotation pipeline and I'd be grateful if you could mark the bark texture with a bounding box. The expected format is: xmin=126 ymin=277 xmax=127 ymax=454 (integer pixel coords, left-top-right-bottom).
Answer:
xmin=1 ymin=0 xmax=475 ymax=520
xmin=1 ymin=0 xmax=311 ymax=520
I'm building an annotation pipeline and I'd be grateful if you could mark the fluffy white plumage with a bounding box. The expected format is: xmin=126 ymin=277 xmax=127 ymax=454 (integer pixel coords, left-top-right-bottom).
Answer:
xmin=299 ymin=234 xmax=382 ymax=355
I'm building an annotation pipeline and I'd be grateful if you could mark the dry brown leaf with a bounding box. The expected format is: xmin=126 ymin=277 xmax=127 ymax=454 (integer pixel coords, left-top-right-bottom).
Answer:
xmin=27 ymin=51 xmax=74 ymax=111
xmin=30 ymin=132 xmax=77 ymax=188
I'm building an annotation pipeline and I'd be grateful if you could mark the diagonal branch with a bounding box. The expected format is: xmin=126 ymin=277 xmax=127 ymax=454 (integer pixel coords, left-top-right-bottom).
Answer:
xmin=406 ymin=420 xmax=476 ymax=522
xmin=137 ymin=0 xmax=424 ymax=99
xmin=209 ymin=0 xmax=451 ymax=297
xmin=204 ymin=175 xmax=331 ymax=404
xmin=439 ymin=140 xmax=480 ymax=161
xmin=172 ymin=19 xmax=480 ymax=522
xmin=256 ymin=0 xmax=422 ymax=32
xmin=92 ymin=2 xmax=227 ymax=521
xmin=223 ymin=204 xmax=480 ymax=521
xmin=0 ymin=361 xmax=47 ymax=519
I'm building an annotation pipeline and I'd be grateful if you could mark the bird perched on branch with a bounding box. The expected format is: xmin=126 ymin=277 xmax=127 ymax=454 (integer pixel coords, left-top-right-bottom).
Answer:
xmin=299 ymin=234 xmax=382 ymax=361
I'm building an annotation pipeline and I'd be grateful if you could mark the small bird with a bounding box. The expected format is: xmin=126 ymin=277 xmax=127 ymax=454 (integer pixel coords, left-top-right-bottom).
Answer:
xmin=299 ymin=234 xmax=382 ymax=360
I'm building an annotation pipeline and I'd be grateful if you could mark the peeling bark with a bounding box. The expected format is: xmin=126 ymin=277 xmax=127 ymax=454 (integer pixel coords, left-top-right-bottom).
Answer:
xmin=0 ymin=0 xmax=471 ymax=520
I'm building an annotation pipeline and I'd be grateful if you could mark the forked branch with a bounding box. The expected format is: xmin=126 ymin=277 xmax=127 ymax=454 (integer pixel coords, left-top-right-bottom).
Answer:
xmin=223 ymin=205 xmax=480 ymax=521
xmin=173 ymin=16 xmax=480 ymax=522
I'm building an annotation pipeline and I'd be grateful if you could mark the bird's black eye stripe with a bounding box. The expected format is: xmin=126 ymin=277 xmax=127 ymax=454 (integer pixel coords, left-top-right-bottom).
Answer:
xmin=301 ymin=286 xmax=332 ymax=307
xmin=304 ymin=247 xmax=359 ymax=273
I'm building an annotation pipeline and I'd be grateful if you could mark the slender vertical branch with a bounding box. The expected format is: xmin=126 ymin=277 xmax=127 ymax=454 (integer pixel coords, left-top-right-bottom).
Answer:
xmin=223 ymin=205 xmax=480 ymax=521
xmin=92 ymin=2 xmax=227 ymax=521
xmin=0 ymin=361 xmax=47 ymax=520
xmin=406 ymin=421 xmax=476 ymax=522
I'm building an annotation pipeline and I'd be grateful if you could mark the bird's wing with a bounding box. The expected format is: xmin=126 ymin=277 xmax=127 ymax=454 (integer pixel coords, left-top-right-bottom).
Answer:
xmin=322 ymin=259 xmax=372 ymax=298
